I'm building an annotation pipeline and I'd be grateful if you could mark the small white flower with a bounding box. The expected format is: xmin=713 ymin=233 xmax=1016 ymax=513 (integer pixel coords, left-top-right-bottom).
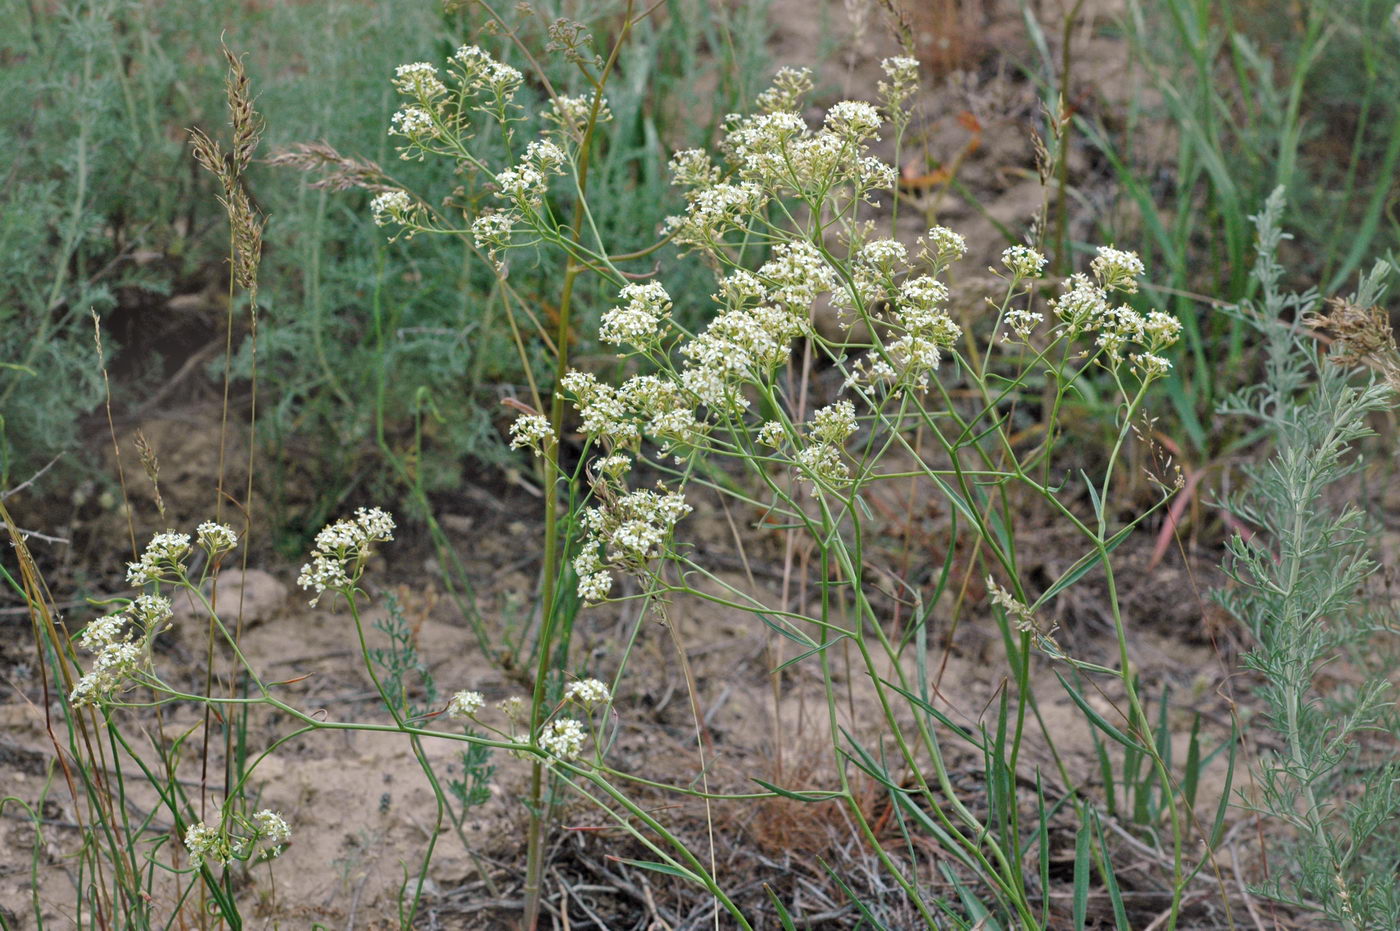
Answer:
xmin=355 ymin=507 xmax=396 ymax=542
xmin=196 ymin=521 xmax=238 ymax=555
xmin=446 ymin=690 xmax=485 ymax=719
xmin=524 ymin=139 xmax=567 ymax=175
xmin=184 ymin=821 xmax=229 ymax=870
xmin=878 ymin=56 xmax=920 ymax=114
xmin=371 ymin=190 xmax=412 ymax=227
xmin=126 ymin=531 xmax=192 ymax=585
xmin=565 ymin=678 xmax=612 ymax=705
xmin=393 ymin=62 xmax=446 ymax=98
xmin=471 ymin=211 xmax=516 ymax=253
xmin=538 ymin=718 xmax=587 ymax=760
xmin=1130 ymin=352 xmax=1171 ymax=378
xmin=1090 ymin=246 xmax=1146 ymax=294
xmin=1142 ymin=310 xmax=1182 ymax=349
xmin=451 ymin=46 xmax=523 ymax=96
xmin=668 ymin=148 xmax=721 ymax=189
xmin=795 ymin=443 xmax=850 ymax=485
xmin=856 ymin=156 xmax=898 ymax=191
xmin=545 ymin=95 xmax=610 ymax=138
xmin=856 ymin=239 xmax=908 ymax=271
xmin=824 ymin=100 xmax=882 ymax=143
xmin=1001 ymin=245 xmax=1047 ymax=280
xmin=810 ymin=400 xmax=857 ymax=445
xmin=298 ymin=509 xmax=395 ymax=605
xmin=389 ymin=106 xmax=436 ymax=138
xmin=78 ymin=613 xmax=127 ymax=652
xmin=599 ymin=281 xmax=673 ymax=348
xmin=757 ymin=420 xmax=786 ymax=448
xmin=1050 ymin=273 xmax=1107 ymax=332
xmin=509 ymin=413 xmax=551 ymax=455
xmin=898 ymin=276 xmax=949 ymax=311
xmin=576 ymin=565 xmax=614 ymax=603
xmin=594 ymin=454 xmax=632 ymax=478
xmin=754 ymin=66 xmax=813 ymax=113
xmin=924 ymin=226 xmax=967 ymax=266
xmin=1003 ymin=306 xmax=1043 ymax=341
xmin=130 ymin=594 xmax=173 ymax=629
xmin=494 ymin=165 xmax=548 ymax=208
xmin=251 ymin=810 xmax=291 ymax=852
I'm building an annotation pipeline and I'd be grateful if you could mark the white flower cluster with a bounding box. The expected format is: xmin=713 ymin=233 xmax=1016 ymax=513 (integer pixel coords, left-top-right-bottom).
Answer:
xmin=296 ymin=507 xmax=396 ymax=605
xmin=389 ymin=105 xmax=436 ymax=139
xmin=183 ymin=822 xmax=228 ymax=870
xmin=785 ymin=398 xmax=860 ymax=486
xmin=594 ymin=453 xmax=631 ymax=477
xmin=662 ymin=178 xmax=768 ymax=247
xmin=451 ymin=45 xmax=523 ymax=97
xmin=663 ymin=70 xmax=899 ymax=250
xmin=754 ymin=66 xmax=813 ymax=113
xmin=393 ymin=61 xmax=446 ymax=99
xmin=561 ymin=370 xmax=703 ymax=452
xmin=371 ymin=190 xmax=413 ymax=227
xmin=446 ymin=690 xmax=485 ymax=719
xmin=795 ymin=442 xmax=850 ymax=486
xmin=69 ymin=595 xmax=171 ymax=707
xmin=1090 ymin=246 xmax=1146 ymax=294
xmin=471 ymin=210 xmax=516 ymax=265
xmin=757 ymin=420 xmax=787 ymax=448
xmin=126 ymin=531 xmax=192 ymax=586
xmin=836 ymin=234 xmax=964 ymax=392
xmin=489 ymin=140 xmax=568 ymax=212
xmin=878 ymin=56 xmax=920 ymax=115
xmin=857 ymin=238 xmax=907 ymax=271
xmin=1002 ymin=306 xmax=1043 ymax=342
xmin=385 ymin=46 xmax=523 ymax=167
xmin=196 ymin=521 xmax=238 ymax=555
xmin=1042 ymin=248 xmax=1179 ymax=373
xmin=1001 ymin=245 xmax=1048 ymax=280
xmin=508 ymin=413 xmax=551 ymax=455
xmin=809 ymin=399 xmax=857 ymax=445
xmin=922 ymin=226 xmax=968 ymax=270
xmin=537 ymin=718 xmax=586 ymax=760
xmin=572 ymin=488 xmax=691 ymax=603
xmin=494 ymin=167 xmax=545 ymax=209
xmin=599 ymin=281 xmax=673 ymax=349
xmin=564 ymin=678 xmax=612 ymax=705
xmin=184 ymin=809 xmax=291 ymax=870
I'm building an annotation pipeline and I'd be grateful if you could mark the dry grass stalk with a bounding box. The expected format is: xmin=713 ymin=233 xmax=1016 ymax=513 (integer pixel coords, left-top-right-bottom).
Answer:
xmin=133 ymin=429 xmax=165 ymax=519
xmin=266 ymin=141 xmax=388 ymax=192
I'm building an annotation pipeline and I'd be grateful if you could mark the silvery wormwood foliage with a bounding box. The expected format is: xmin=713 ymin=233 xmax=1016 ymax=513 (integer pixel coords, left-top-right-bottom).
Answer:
xmin=1217 ymin=189 xmax=1400 ymax=928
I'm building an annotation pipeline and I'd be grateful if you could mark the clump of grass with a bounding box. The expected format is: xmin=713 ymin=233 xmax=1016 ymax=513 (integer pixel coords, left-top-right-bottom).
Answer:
xmin=1217 ymin=189 xmax=1400 ymax=928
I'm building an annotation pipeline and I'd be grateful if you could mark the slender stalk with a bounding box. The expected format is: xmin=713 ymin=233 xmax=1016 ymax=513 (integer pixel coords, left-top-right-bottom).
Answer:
xmin=522 ymin=9 xmax=636 ymax=927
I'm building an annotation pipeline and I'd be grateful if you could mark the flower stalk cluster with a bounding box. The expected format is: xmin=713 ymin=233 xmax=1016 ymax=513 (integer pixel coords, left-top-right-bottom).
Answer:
xmin=296 ymin=507 xmax=396 ymax=604
xmin=184 ymin=809 xmax=291 ymax=870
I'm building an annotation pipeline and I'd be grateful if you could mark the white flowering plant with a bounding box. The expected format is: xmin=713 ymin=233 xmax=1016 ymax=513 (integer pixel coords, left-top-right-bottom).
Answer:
xmin=29 ymin=17 xmax=1209 ymax=929
xmin=352 ymin=20 xmax=1221 ymax=924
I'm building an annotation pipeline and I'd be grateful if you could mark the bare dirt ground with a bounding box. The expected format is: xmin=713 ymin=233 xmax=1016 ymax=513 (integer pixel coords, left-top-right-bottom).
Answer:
xmin=0 ymin=1 xmax=1297 ymax=928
